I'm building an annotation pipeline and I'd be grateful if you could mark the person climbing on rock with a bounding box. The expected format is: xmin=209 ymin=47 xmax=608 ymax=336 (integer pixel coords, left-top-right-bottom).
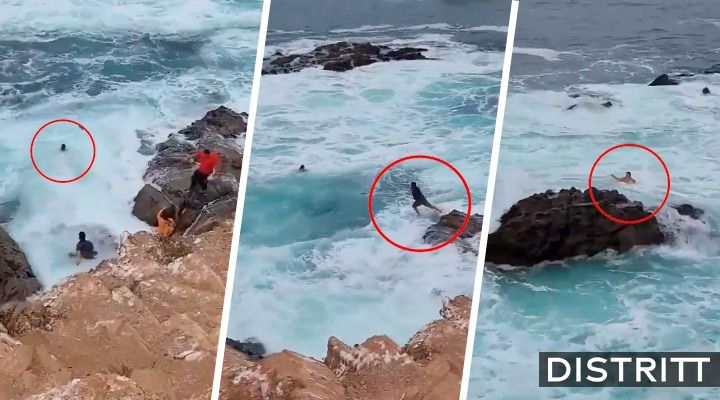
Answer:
xmin=156 ymin=204 xmax=177 ymax=238
xmin=410 ymin=182 xmax=442 ymax=215
xmin=612 ymin=171 xmax=636 ymax=184
xmin=71 ymin=231 xmax=97 ymax=265
xmin=189 ymin=149 xmax=220 ymax=191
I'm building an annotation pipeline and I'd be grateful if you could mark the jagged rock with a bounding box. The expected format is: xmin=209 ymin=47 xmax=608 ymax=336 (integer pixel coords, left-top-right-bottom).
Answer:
xmin=185 ymin=193 xmax=238 ymax=236
xmin=672 ymin=204 xmax=705 ymax=220
xmin=222 ymin=296 xmax=470 ymax=400
xmin=0 ymin=221 xmax=234 ymax=398
xmin=132 ymin=185 xmax=174 ymax=226
xmin=226 ymin=337 xmax=265 ymax=361
xmin=486 ymin=188 xmax=666 ymax=267
xmin=704 ymin=63 xmax=720 ymax=74
xmin=423 ymin=210 xmax=483 ymax=246
xmin=28 ymin=374 xmax=165 ymax=400
xmin=0 ymin=227 xmax=40 ymax=304
xmin=649 ymin=73 xmax=679 ymax=86
xmin=262 ymin=42 xmax=429 ymax=75
xmin=132 ymin=107 xmax=245 ymax=233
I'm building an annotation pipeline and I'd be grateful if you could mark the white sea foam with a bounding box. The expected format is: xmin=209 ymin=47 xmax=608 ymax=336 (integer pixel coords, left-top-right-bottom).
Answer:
xmin=229 ymin=34 xmax=498 ymax=356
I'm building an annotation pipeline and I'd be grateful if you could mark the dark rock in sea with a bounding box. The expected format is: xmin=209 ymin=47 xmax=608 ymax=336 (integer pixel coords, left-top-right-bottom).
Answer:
xmin=566 ymin=104 xmax=577 ymax=111
xmin=262 ymin=42 xmax=429 ymax=75
xmin=649 ymin=74 xmax=679 ymax=86
xmin=423 ymin=210 xmax=483 ymax=250
xmin=703 ymin=63 xmax=720 ymax=74
xmin=0 ymin=227 xmax=40 ymax=304
xmin=0 ymin=199 xmax=20 ymax=224
xmin=672 ymin=204 xmax=704 ymax=220
xmin=132 ymin=106 xmax=246 ymax=233
xmin=485 ymin=188 xmax=666 ymax=267
xmin=226 ymin=337 xmax=266 ymax=361
xmin=601 ymin=101 xmax=613 ymax=108
xmin=703 ymin=87 xmax=711 ymax=95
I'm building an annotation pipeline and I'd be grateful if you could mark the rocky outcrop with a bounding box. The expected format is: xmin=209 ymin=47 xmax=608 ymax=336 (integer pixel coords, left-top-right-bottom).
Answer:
xmin=424 ymin=210 xmax=483 ymax=252
xmin=704 ymin=63 xmax=720 ymax=75
xmin=220 ymin=296 xmax=470 ymax=400
xmin=649 ymin=73 xmax=679 ymax=86
xmin=0 ymin=219 xmax=234 ymax=399
xmin=485 ymin=188 xmax=666 ymax=267
xmin=262 ymin=42 xmax=429 ymax=75
xmin=672 ymin=204 xmax=704 ymax=220
xmin=132 ymin=106 xmax=246 ymax=232
xmin=0 ymin=227 xmax=40 ymax=304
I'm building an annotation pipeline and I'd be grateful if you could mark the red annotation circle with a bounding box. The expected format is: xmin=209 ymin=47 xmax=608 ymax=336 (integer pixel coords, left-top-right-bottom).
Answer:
xmin=588 ymin=143 xmax=670 ymax=225
xmin=368 ymin=155 xmax=472 ymax=252
xmin=30 ymin=119 xmax=96 ymax=184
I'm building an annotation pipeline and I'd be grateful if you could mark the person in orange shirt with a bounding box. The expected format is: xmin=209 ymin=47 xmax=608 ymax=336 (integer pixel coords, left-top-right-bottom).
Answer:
xmin=189 ymin=149 xmax=220 ymax=191
xmin=156 ymin=204 xmax=177 ymax=238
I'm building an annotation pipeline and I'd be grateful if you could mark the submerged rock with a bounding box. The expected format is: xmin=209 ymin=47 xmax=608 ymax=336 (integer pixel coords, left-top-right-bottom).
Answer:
xmin=703 ymin=63 xmax=720 ymax=75
xmin=485 ymin=188 xmax=666 ymax=267
xmin=0 ymin=227 xmax=40 ymax=304
xmin=132 ymin=106 xmax=246 ymax=233
xmin=221 ymin=296 xmax=470 ymax=400
xmin=649 ymin=73 xmax=679 ymax=86
xmin=672 ymin=204 xmax=705 ymax=220
xmin=423 ymin=210 xmax=483 ymax=249
xmin=262 ymin=41 xmax=429 ymax=75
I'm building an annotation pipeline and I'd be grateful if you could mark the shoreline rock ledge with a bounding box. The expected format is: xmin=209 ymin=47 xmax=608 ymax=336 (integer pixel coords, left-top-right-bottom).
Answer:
xmin=262 ymin=41 xmax=429 ymax=74
xmin=486 ymin=188 xmax=666 ymax=267
xmin=132 ymin=106 xmax=247 ymax=235
xmin=0 ymin=227 xmax=40 ymax=304
xmin=221 ymin=295 xmax=471 ymax=400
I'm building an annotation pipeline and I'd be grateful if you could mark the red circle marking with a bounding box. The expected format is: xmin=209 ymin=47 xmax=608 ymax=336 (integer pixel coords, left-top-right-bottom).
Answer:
xmin=30 ymin=119 xmax=96 ymax=184
xmin=368 ymin=155 xmax=472 ymax=252
xmin=588 ymin=143 xmax=670 ymax=225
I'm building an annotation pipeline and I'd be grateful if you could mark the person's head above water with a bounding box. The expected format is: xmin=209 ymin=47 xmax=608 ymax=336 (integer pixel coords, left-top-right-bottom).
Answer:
xmin=78 ymin=231 xmax=86 ymax=241
xmin=299 ymin=164 xmax=305 ymax=171
xmin=703 ymin=87 xmax=711 ymax=95
xmin=626 ymin=172 xmax=632 ymax=177
xmin=203 ymin=149 xmax=211 ymax=155
xmin=60 ymin=144 xmax=66 ymax=151
xmin=410 ymin=182 xmax=417 ymax=188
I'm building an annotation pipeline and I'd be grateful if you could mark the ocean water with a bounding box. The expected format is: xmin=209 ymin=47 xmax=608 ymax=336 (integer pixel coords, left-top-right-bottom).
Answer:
xmin=228 ymin=0 xmax=510 ymax=357
xmin=0 ymin=0 xmax=260 ymax=288
xmin=470 ymin=1 xmax=720 ymax=399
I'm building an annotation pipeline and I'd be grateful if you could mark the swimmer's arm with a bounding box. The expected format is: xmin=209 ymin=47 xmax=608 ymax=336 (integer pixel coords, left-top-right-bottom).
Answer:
xmin=611 ymin=174 xmax=620 ymax=180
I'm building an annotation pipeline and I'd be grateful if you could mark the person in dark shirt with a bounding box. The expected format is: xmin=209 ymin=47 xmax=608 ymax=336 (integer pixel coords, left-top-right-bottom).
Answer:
xmin=410 ymin=182 xmax=442 ymax=215
xmin=73 ymin=231 xmax=98 ymax=265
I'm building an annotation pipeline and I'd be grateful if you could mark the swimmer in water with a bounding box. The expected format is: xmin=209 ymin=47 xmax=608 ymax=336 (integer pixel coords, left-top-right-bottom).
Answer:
xmin=60 ymin=144 xmax=67 ymax=151
xmin=298 ymin=164 xmax=307 ymax=172
xmin=612 ymin=171 xmax=636 ymax=184
xmin=410 ymin=182 xmax=442 ymax=215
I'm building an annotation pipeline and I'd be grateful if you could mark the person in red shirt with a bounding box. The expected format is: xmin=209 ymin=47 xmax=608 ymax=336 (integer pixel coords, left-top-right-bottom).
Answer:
xmin=190 ymin=149 xmax=220 ymax=191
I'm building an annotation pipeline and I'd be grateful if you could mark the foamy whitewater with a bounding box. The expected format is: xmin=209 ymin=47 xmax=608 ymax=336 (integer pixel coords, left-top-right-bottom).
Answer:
xmin=228 ymin=27 xmax=503 ymax=356
xmin=469 ymin=3 xmax=720 ymax=398
xmin=0 ymin=0 xmax=259 ymax=287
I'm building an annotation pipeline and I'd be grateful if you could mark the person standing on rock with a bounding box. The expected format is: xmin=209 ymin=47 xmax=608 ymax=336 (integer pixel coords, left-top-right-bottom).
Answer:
xmin=410 ymin=182 xmax=442 ymax=215
xmin=189 ymin=149 xmax=220 ymax=192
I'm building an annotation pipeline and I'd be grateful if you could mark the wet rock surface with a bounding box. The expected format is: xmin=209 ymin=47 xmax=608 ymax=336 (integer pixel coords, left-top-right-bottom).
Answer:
xmin=221 ymin=296 xmax=470 ymax=400
xmin=132 ymin=106 xmax=245 ymax=232
xmin=486 ymin=188 xmax=666 ymax=267
xmin=672 ymin=203 xmax=705 ymax=220
xmin=424 ymin=210 xmax=483 ymax=253
xmin=0 ymin=227 xmax=40 ymax=304
xmin=262 ymin=41 xmax=429 ymax=75
xmin=649 ymin=73 xmax=679 ymax=86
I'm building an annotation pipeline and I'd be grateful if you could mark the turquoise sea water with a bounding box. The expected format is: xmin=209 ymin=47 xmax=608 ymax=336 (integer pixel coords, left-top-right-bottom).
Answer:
xmin=229 ymin=30 xmax=502 ymax=357
xmin=0 ymin=0 xmax=259 ymax=287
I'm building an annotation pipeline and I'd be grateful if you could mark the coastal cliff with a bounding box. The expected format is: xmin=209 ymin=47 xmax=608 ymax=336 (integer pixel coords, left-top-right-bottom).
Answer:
xmin=220 ymin=295 xmax=471 ymax=400
xmin=0 ymin=107 xmax=246 ymax=399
